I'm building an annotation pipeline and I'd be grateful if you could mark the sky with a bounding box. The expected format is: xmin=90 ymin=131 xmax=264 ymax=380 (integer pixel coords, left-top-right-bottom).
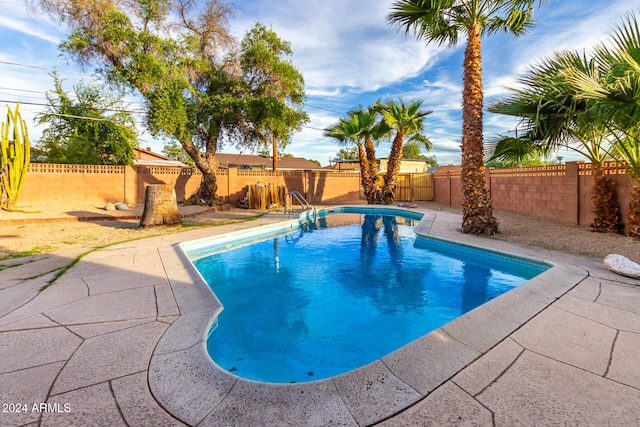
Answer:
xmin=0 ymin=0 xmax=636 ymax=166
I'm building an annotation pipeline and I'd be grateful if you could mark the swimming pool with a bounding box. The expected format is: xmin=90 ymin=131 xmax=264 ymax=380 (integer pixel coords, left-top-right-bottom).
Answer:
xmin=184 ymin=207 xmax=549 ymax=383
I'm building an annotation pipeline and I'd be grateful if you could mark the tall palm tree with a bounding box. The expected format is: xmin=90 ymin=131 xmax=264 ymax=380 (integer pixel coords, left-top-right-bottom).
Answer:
xmin=375 ymin=99 xmax=432 ymax=204
xmin=324 ymin=113 xmax=377 ymax=203
xmin=388 ymin=0 xmax=547 ymax=235
xmin=488 ymin=50 xmax=624 ymax=233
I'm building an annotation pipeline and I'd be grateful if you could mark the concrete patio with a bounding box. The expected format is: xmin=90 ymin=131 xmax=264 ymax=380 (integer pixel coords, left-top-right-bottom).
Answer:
xmin=1 ymin=207 xmax=639 ymax=426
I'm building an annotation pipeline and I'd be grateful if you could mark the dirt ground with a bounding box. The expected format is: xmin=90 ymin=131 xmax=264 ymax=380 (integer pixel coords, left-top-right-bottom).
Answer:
xmin=0 ymin=201 xmax=638 ymax=263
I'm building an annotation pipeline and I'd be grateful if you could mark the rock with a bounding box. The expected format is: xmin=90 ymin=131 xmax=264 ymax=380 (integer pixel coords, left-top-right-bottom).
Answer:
xmin=604 ymin=254 xmax=640 ymax=279
xmin=115 ymin=202 xmax=128 ymax=211
xmin=104 ymin=202 xmax=116 ymax=211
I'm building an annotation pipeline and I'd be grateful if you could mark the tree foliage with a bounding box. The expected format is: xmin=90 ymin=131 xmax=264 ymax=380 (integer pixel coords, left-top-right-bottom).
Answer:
xmin=240 ymin=23 xmax=308 ymax=170
xmin=36 ymin=73 xmax=137 ymax=165
xmin=162 ymin=141 xmax=194 ymax=167
xmin=486 ymin=11 xmax=640 ymax=234
xmin=333 ymin=147 xmax=360 ymax=161
xmin=563 ymin=9 xmax=640 ymax=238
xmin=402 ymin=140 xmax=438 ymax=166
xmin=33 ymin=0 xmax=306 ymax=204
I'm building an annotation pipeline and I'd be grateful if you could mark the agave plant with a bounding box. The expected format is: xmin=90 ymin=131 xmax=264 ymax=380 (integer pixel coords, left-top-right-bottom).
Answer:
xmin=1 ymin=103 xmax=30 ymax=210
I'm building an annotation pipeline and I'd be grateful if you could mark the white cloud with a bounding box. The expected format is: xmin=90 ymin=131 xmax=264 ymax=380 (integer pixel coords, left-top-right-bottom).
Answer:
xmin=3 ymin=0 xmax=636 ymax=166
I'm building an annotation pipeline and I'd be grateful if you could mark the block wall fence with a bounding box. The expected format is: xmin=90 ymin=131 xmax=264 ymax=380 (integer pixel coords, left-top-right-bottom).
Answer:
xmin=433 ymin=161 xmax=631 ymax=226
xmin=16 ymin=164 xmax=363 ymax=208
xmin=12 ymin=161 xmax=632 ymax=227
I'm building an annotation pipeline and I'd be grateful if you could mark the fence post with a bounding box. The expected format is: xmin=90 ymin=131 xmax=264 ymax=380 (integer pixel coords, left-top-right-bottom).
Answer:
xmin=565 ymin=161 xmax=580 ymax=225
xmin=485 ymin=167 xmax=492 ymax=199
xmin=447 ymin=171 xmax=452 ymax=206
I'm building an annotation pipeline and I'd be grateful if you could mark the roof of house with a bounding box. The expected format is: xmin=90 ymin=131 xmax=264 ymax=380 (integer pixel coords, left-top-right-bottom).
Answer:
xmin=216 ymin=153 xmax=324 ymax=170
xmin=134 ymin=147 xmax=187 ymax=167
xmin=431 ymin=164 xmax=462 ymax=175
xmin=323 ymin=161 xmax=361 ymax=171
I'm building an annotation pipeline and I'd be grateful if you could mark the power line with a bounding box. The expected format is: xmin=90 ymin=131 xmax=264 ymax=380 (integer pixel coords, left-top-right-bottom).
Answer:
xmin=0 ymin=86 xmax=44 ymax=94
xmin=0 ymin=99 xmax=146 ymax=115
xmin=0 ymin=60 xmax=89 ymax=76
xmin=303 ymin=103 xmax=345 ymax=115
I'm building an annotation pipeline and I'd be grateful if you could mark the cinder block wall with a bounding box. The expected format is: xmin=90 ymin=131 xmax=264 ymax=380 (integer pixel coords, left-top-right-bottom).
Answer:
xmin=14 ymin=161 xmax=632 ymax=228
xmin=16 ymin=165 xmax=364 ymax=208
xmin=434 ymin=161 xmax=631 ymax=226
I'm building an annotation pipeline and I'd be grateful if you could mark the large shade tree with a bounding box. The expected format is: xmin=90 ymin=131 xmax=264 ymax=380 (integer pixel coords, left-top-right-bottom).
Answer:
xmin=34 ymin=0 xmax=305 ymax=204
xmin=388 ymin=0 xmax=547 ymax=235
xmin=375 ymin=99 xmax=432 ymax=204
xmin=489 ymin=51 xmax=624 ymax=233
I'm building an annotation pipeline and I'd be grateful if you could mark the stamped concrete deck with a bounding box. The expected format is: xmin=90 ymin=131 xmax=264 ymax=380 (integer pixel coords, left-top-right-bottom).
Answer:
xmin=1 ymin=207 xmax=639 ymax=426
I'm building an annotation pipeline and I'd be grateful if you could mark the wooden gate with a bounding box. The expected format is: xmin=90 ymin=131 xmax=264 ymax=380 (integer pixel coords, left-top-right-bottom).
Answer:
xmin=376 ymin=173 xmax=434 ymax=201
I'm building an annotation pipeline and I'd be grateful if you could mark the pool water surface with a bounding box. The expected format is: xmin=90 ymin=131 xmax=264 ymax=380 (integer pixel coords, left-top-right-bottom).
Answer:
xmin=191 ymin=212 xmax=548 ymax=383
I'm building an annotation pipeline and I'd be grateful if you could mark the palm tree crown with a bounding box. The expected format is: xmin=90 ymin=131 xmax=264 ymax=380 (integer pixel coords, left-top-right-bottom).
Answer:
xmin=389 ymin=0 xmax=541 ymax=46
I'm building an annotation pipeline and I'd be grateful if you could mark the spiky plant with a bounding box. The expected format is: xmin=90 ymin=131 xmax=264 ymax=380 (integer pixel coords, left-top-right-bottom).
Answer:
xmin=1 ymin=103 xmax=30 ymax=210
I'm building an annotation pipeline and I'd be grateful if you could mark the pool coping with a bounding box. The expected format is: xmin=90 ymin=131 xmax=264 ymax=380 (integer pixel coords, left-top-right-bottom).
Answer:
xmin=149 ymin=206 xmax=588 ymax=426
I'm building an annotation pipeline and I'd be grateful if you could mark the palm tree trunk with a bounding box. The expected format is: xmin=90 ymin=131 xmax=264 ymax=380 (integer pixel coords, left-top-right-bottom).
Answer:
xmin=356 ymin=144 xmax=375 ymax=204
xmin=461 ymin=25 xmax=498 ymax=235
xmin=364 ymin=136 xmax=380 ymax=204
xmin=628 ymin=179 xmax=640 ymax=239
xmin=591 ymin=166 xmax=623 ymax=233
xmin=382 ymin=133 xmax=404 ymax=204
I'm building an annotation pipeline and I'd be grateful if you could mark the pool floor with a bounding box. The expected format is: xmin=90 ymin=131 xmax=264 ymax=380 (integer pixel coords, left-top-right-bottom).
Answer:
xmin=192 ymin=212 xmax=546 ymax=383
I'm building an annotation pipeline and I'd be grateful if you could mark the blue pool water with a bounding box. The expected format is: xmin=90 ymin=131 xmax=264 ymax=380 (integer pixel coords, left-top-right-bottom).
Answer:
xmin=191 ymin=212 xmax=548 ymax=383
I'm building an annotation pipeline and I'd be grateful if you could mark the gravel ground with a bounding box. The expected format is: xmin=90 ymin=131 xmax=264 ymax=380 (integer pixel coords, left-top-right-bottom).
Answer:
xmin=0 ymin=204 xmax=266 ymax=258
xmin=1 ymin=201 xmax=638 ymax=263
xmin=424 ymin=202 xmax=639 ymax=262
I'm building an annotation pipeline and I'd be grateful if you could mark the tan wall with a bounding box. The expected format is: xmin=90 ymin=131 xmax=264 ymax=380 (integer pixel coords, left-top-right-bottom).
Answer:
xmin=434 ymin=161 xmax=632 ymax=226
xmin=21 ymin=164 xmax=130 ymax=208
xmin=16 ymin=164 xmax=365 ymax=208
xmin=15 ymin=161 xmax=632 ymax=228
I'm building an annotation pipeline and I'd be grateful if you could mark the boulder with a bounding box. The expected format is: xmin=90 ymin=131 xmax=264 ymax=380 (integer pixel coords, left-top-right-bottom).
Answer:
xmin=604 ymin=254 xmax=640 ymax=279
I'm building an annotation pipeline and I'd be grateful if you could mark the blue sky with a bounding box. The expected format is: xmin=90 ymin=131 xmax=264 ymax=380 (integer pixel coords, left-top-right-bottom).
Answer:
xmin=0 ymin=0 xmax=635 ymax=166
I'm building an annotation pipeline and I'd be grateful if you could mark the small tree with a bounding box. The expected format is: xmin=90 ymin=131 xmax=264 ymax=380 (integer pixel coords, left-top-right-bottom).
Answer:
xmin=403 ymin=140 xmax=438 ymax=166
xmin=37 ymin=73 xmax=138 ymax=165
xmin=334 ymin=146 xmax=360 ymax=161
xmin=489 ymin=49 xmax=624 ymax=233
xmin=162 ymin=142 xmax=194 ymax=167
xmin=1 ymin=104 xmax=30 ymax=210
